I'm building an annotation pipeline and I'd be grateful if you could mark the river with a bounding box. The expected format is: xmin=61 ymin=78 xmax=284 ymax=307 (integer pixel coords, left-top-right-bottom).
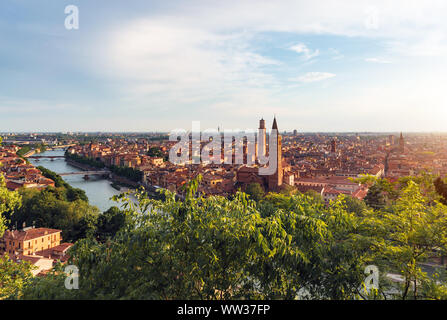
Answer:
xmin=29 ymin=149 xmax=123 ymax=212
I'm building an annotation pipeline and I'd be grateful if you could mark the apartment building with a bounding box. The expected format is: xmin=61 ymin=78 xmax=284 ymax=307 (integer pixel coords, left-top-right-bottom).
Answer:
xmin=0 ymin=227 xmax=73 ymax=276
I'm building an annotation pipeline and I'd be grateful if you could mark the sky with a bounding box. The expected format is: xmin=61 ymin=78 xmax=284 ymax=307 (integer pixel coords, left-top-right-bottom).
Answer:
xmin=1 ymin=0 xmax=447 ymax=132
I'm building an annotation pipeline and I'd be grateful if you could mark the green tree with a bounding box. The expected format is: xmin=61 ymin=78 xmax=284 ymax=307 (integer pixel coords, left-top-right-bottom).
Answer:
xmin=364 ymin=182 xmax=391 ymax=210
xmin=399 ymin=172 xmax=441 ymax=204
xmin=37 ymin=166 xmax=88 ymax=202
xmin=94 ymin=206 xmax=127 ymax=242
xmin=0 ymin=174 xmax=33 ymax=300
xmin=244 ymin=183 xmax=264 ymax=202
xmin=0 ymin=175 xmax=21 ymax=236
xmin=0 ymin=255 xmax=34 ymax=300
xmin=303 ymin=189 xmax=325 ymax=205
xmin=343 ymin=195 xmax=368 ymax=216
xmin=11 ymin=187 xmax=99 ymax=242
xmin=109 ymin=165 xmax=143 ymax=183
xmin=20 ymin=175 xmax=447 ymax=300
xmin=354 ymin=175 xmax=398 ymax=210
xmin=259 ymin=192 xmax=371 ymax=299
xmin=147 ymin=146 xmax=164 ymax=158
xmin=434 ymin=176 xmax=447 ymax=205
xmin=361 ymin=181 xmax=447 ymax=299
xmin=20 ymin=263 xmax=70 ymax=300
xmin=65 ymin=152 xmax=105 ymax=169
xmin=22 ymin=177 xmax=372 ymax=300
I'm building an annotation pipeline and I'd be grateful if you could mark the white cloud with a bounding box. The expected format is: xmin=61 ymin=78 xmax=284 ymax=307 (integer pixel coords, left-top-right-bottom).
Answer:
xmin=93 ymin=0 xmax=447 ymax=103
xmin=73 ymin=0 xmax=447 ymax=130
xmin=159 ymin=1 xmax=447 ymax=62
xmin=329 ymin=48 xmax=344 ymax=60
xmin=99 ymin=19 xmax=280 ymax=103
xmin=387 ymin=32 xmax=447 ymax=57
xmin=291 ymin=72 xmax=336 ymax=83
xmin=365 ymin=57 xmax=392 ymax=64
xmin=155 ymin=0 xmax=447 ymax=41
xmin=289 ymin=43 xmax=320 ymax=60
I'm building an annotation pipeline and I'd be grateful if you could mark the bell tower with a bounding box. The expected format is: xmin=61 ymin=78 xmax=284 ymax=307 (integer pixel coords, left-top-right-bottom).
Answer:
xmin=268 ymin=117 xmax=283 ymax=190
xmin=257 ymin=118 xmax=266 ymax=160
xmin=399 ymin=132 xmax=405 ymax=153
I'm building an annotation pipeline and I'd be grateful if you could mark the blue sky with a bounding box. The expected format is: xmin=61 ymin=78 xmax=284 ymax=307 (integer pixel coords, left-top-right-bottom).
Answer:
xmin=1 ymin=0 xmax=447 ymax=132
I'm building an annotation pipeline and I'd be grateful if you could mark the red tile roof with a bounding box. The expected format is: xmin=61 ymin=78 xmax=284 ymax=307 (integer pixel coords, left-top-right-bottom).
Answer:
xmin=4 ymin=227 xmax=61 ymax=241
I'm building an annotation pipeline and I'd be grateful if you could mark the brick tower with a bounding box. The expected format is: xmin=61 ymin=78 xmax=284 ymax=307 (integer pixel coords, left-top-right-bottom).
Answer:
xmin=331 ymin=139 xmax=337 ymax=153
xmin=259 ymin=118 xmax=266 ymax=155
xmin=399 ymin=132 xmax=405 ymax=153
xmin=268 ymin=117 xmax=283 ymax=191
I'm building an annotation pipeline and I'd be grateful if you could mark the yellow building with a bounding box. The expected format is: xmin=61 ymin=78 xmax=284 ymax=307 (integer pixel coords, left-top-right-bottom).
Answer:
xmin=1 ymin=227 xmax=62 ymax=256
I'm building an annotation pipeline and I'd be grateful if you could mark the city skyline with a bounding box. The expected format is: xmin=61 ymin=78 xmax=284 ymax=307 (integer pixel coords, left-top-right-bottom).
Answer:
xmin=1 ymin=0 xmax=447 ymax=132
xmin=3 ymin=127 xmax=447 ymax=134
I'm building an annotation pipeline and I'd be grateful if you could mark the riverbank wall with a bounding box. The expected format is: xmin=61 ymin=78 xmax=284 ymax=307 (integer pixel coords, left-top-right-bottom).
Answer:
xmin=66 ymin=158 xmax=96 ymax=171
xmin=65 ymin=158 xmax=140 ymax=188
xmin=23 ymin=149 xmax=37 ymax=157
xmin=110 ymin=173 xmax=140 ymax=188
xmin=64 ymin=156 xmax=171 ymax=202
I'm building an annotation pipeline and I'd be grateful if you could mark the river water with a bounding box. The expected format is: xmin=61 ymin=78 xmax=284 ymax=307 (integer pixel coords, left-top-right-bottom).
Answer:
xmin=29 ymin=149 xmax=123 ymax=212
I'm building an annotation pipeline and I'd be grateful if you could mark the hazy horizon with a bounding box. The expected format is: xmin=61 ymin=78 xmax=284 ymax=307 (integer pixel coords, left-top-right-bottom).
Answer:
xmin=3 ymin=130 xmax=447 ymax=135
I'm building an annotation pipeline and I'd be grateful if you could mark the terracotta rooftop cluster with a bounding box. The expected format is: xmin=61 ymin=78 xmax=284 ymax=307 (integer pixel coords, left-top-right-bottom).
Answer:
xmin=0 ymin=145 xmax=55 ymax=191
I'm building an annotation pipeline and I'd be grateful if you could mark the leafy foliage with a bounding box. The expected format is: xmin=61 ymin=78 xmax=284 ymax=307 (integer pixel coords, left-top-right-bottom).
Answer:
xmin=10 ymin=187 xmax=100 ymax=242
xmin=244 ymin=183 xmax=264 ymax=202
xmin=434 ymin=177 xmax=447 ymax=205
xmin=20 ymin=176 xmax=373 ymax=300
xmin=0 ymin=255 xmax=33 ymax=300
xmin=109 ymin=165 xmax=143 ymax=183
xmin=0 ymin=175 xmax=21 ymax=237
xmin=38 ymin=166 xmax=88 ymax=202
xmin=362 ymin=178 xmax=398 ymax=210
xmin=0 ymin=174 xmax=33 ymax=300
xmin=147 ymin=146 xmax=165 ymax=158
xmin=360 ymin=181 xmax=447 ymax=299
xmin=94 ymin=206 xmax=128 ymax=243
xmin=65 ymin=152 xmax=105 ymax=168
xmin=7 ymin=173 xmax=447 ymax=300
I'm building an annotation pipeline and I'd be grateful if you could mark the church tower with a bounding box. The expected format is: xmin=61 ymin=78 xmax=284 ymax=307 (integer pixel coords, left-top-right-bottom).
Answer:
xmin=257 ymin=118 xmax=266 ymax=159
xmin=259 ymin=118 xmax=266 ymax=146
xmin=268 ymin=117 xmax=283 ymax=190
xmin=330 ymin=139 xmax=337 ymax=153
xmin=399 ymin=132 xmax=405 ymax=153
